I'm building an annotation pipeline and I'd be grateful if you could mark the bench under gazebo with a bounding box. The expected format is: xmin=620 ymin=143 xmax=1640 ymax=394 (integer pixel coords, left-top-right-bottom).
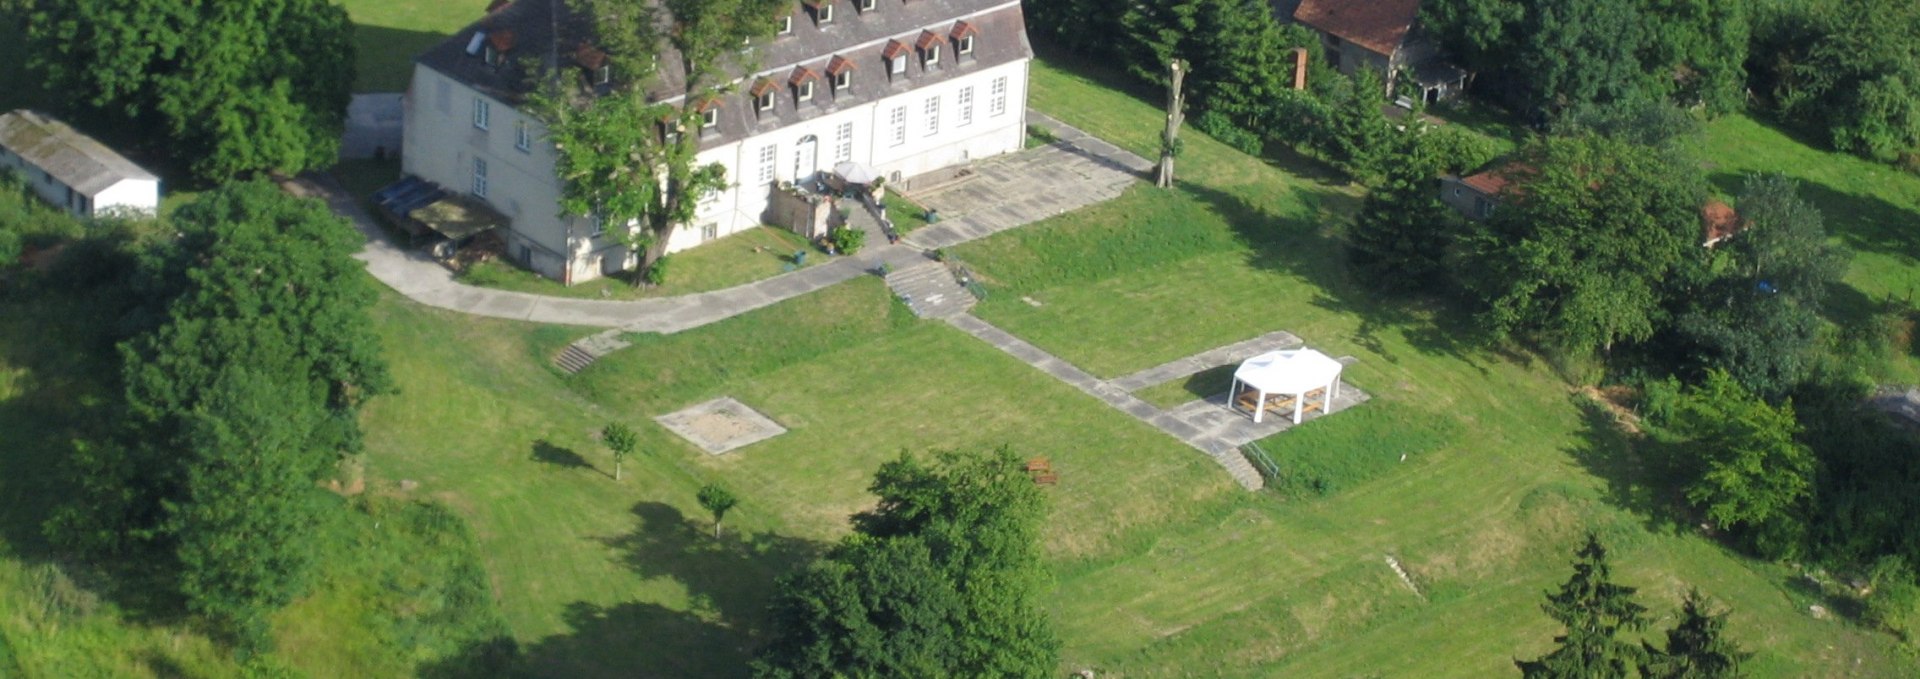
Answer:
xmin=1230 ymin=348 xmax=1344 ymax=424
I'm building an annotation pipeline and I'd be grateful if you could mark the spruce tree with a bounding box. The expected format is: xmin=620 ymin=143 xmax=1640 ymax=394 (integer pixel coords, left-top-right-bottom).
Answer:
xmin=1641 ymin=589 xmax=1750 ymax=678
xmin=1516 ymin=533 xmax=1649 ymax=679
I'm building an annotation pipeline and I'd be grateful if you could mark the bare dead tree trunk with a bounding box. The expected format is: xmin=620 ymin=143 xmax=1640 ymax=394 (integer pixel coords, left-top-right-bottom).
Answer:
xmin=1156 ymin=60 xmax=1187 ymax=188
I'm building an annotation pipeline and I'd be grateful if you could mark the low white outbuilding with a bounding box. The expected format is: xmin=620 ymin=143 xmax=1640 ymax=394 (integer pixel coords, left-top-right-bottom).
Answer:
xmin=0 ymin=109 xmax=160 ymax=218
xmin=1230 ymin=349 xmax=1345 ymax=424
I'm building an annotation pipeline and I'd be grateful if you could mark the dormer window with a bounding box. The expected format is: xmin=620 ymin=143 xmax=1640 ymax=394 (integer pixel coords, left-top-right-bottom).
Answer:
xmin=858 ymin=0 xmax=875 ymax=10
xmin=951 ymin=22 xmax=978 ymax=57
xmin=751 ymin=78 xmax=778 ymax=112
xmin=915 ymin=30 xmax=942 ymax=68
xmin=827 ymin=55 xmax=855 ymax=92
xmin=702 ymin=109 xmax=719 ymax=129
xmin=883 ymin=40 xmax=909 ymax=76
xmin=778 ymin=15 xmax=792 ymax=34
xmin=790 ymin=66 xmax=820 ymax=104
xmin=812 ymin=0 xmax=833 ymax=24
xmin=483 ymin=30 xmax=515 ymax=66
xmin=596 ymin=64 xmax=612 ymax=85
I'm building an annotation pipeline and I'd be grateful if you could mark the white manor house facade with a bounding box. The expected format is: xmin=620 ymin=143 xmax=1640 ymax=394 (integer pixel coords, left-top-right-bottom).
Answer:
xmin=403 ymin=0 xmax=1032 ymax=284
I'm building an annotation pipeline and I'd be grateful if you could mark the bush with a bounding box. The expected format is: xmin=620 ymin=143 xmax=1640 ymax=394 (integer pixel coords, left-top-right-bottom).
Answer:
xmin=643 ymin=254 xmax=671 ymax=286
xmin=1193 ymin=110 xmax=1262 ymax=156
xmin=828 ymin=224 xmax=865 ymax=255
xmin=1416 ymin=124 xmax=1502 ymax=175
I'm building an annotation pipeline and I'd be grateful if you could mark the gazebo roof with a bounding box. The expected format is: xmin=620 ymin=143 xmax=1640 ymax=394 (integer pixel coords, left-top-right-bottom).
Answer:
xmin=1234 ymin=349 xmax=1342 ymax=394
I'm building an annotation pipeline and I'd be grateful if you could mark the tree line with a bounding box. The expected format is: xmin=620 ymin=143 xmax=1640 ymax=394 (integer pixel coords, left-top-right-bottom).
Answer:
xmin=1425 ymin=0 xmax=1920 ymax=165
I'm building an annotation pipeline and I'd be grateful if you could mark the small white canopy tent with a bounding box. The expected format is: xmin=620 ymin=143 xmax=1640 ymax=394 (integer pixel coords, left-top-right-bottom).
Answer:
xmin=1230 ymin=349 xmax=1343 ymax=424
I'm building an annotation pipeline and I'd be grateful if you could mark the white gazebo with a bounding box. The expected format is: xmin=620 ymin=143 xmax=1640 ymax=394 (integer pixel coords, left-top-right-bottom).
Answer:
xmin=1230 ymin=349 xmax=1344 ymax=424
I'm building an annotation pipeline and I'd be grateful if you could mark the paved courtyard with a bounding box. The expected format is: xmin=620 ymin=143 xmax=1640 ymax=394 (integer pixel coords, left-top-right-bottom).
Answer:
xmin=905 ymin=111 xmax=1151 ymax=250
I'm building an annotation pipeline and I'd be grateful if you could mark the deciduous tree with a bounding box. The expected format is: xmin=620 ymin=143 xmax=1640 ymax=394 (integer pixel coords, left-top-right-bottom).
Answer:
xmin=1670 ymin=370 xmax=1816 ymax=555
xmin=697 ymin=483 xmax=737 ymax=539
xmin=48 ymin=182 xmax=388 ymax=635
xmin=1674 ymin=175 xmax=1847 ymax=397
xmin=537 ymin=0 xmax=787 ymax=284
xmin=1460 ymin=134 xmax=1707 ymax=355
xmin=25 ymin=0 xmax=355 ymax=183
xmin=602 ymin=422 xmax=637 ymax=481
xmin=757 ymin=448 xmax=1058 ymax=678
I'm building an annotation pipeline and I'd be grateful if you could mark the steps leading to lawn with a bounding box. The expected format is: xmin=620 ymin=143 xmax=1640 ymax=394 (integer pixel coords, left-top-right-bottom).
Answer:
xmin=551 ymin=329 xmax=632 ymax=375
xmin=885 ymin=261 xmax=976 ymax=319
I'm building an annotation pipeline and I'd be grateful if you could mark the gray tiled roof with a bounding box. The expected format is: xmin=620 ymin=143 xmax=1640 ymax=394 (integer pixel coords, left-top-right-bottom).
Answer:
xmin=0 ymin=110 xmax=158 ymax=195
xmin=416 ymin=0 xmax=1032 ymax=148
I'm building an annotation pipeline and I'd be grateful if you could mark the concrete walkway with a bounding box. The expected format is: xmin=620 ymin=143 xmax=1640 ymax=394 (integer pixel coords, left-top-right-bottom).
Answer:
xmin=302 ymin=108 xmax=1147 ymax=334
xmin=1109 ymin=330 xmax=1304 ymax=393
xmin=945 ymin=314 xmax=1271 ymax=490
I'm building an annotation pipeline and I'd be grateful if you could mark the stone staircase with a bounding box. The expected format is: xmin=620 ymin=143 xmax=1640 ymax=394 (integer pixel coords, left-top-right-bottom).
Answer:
xmin=885 ymin=261 xmax=976 ymax=319
xmin=551 ymin=329 xmax=633 ymax=375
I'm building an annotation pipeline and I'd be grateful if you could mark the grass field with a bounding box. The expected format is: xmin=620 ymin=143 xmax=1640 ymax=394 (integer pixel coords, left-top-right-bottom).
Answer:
xmin=6 ymin=4 xmax=1920 ymax=671
xmin=341 ymin=55 xmax=1920 ymax=677
xmin=340 ymin=0 xmax=480 ymax=93
xmin=457 ymin=226 xmax=824 ymax=300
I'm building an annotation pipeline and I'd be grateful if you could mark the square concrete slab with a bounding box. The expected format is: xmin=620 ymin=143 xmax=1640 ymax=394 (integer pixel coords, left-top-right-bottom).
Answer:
xmin=654 ymin=397 xmax=787 ymax=455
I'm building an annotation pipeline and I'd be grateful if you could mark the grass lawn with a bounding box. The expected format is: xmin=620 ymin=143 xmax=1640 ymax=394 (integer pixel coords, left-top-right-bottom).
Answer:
xmin=942 ymin=57 xmax=1918 ymax=676
xmin=339 ymin=54 xmax=1920 ymax=678
xmin=459 ymin=227 xmax=825 ymax=300
xmin=340 ymin=0 xmax=479 ymax=93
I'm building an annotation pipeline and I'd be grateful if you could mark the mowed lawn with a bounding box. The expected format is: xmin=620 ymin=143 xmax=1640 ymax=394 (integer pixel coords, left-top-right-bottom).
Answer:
xmin=358 ymin=277 xmax=1233 ymax=677
xmin=940 ymin=59 xmax=1917 ymax=676
xmin=339 ymin=0 xmax=480 ymax=92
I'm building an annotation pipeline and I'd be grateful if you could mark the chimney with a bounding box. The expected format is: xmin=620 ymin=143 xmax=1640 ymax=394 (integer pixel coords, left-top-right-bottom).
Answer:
xmin=1291 ymin=48 xmax=1309 ymax=90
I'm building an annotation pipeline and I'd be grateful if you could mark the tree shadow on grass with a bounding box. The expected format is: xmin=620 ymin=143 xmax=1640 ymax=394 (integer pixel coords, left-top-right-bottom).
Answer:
xmin=1177 ymin=179 xmax=1498 ymax=374
xmin=1560 ymin=394 xmax=1690 ymax=535
xmin=1705 ymin=171 xmax=1920 ymax=277
xmin=530 ymin=439 xmax=600 ymax=475
xmin=418 ymin=503 xmax=825 ymax=678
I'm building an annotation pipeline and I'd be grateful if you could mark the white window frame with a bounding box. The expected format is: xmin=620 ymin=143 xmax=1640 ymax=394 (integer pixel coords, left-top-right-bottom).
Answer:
xmin=596 ymin=64 xmax=612 ymax=85
xmin=515 ymin=119 xmax=531 ymax=152
xmin=589 ymin=214 xmax=606 ymax=238
xmin=834 ymin=70 xmax=852 ymax=90
xmin=959 ymin=35 xmax=974 ymax=55
xmin=817 ymin=2 xmax=833 ymax=23
xmin=778 ymin=15 xmax=792 ymax=34
xmin=701 ymin=108 xmax=719 ymax=129
xmin=797 ymin=81 xmax=814 ymax=100
xmin=924 ymin=45 xmax=940 ymax=67
xmin=923 ymin=96 xmax=940 ymax=137
xmin=858 ymin=0 xmax=875 ymax=10
xmin=755 ymin=90 xmax=775 ymax=112
xmin=990 ymin=76 xmax=1008 ymax=116
xmin=888 ymin=105 xmax=906 ymax=147
xmin=473 ymin=98 xmax=490 ymax=130
xmin=835 ymin=122 xmax=853 ymax=162
xmin=957 ymin=86 xmax=974 ymax=127
xmin=471 ymin=157 xmax=488 ymax=197
xmin=890 ymin=55 xmax=906 ymax=75
xmin=701 ymin=223 xmax=720 ymax=241
xmin=757 ymin=144 xmax=777 ymax=184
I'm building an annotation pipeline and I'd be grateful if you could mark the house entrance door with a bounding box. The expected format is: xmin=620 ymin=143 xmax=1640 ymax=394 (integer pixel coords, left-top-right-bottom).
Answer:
xmin=795 ymin=135 xmax=818 ymax=183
